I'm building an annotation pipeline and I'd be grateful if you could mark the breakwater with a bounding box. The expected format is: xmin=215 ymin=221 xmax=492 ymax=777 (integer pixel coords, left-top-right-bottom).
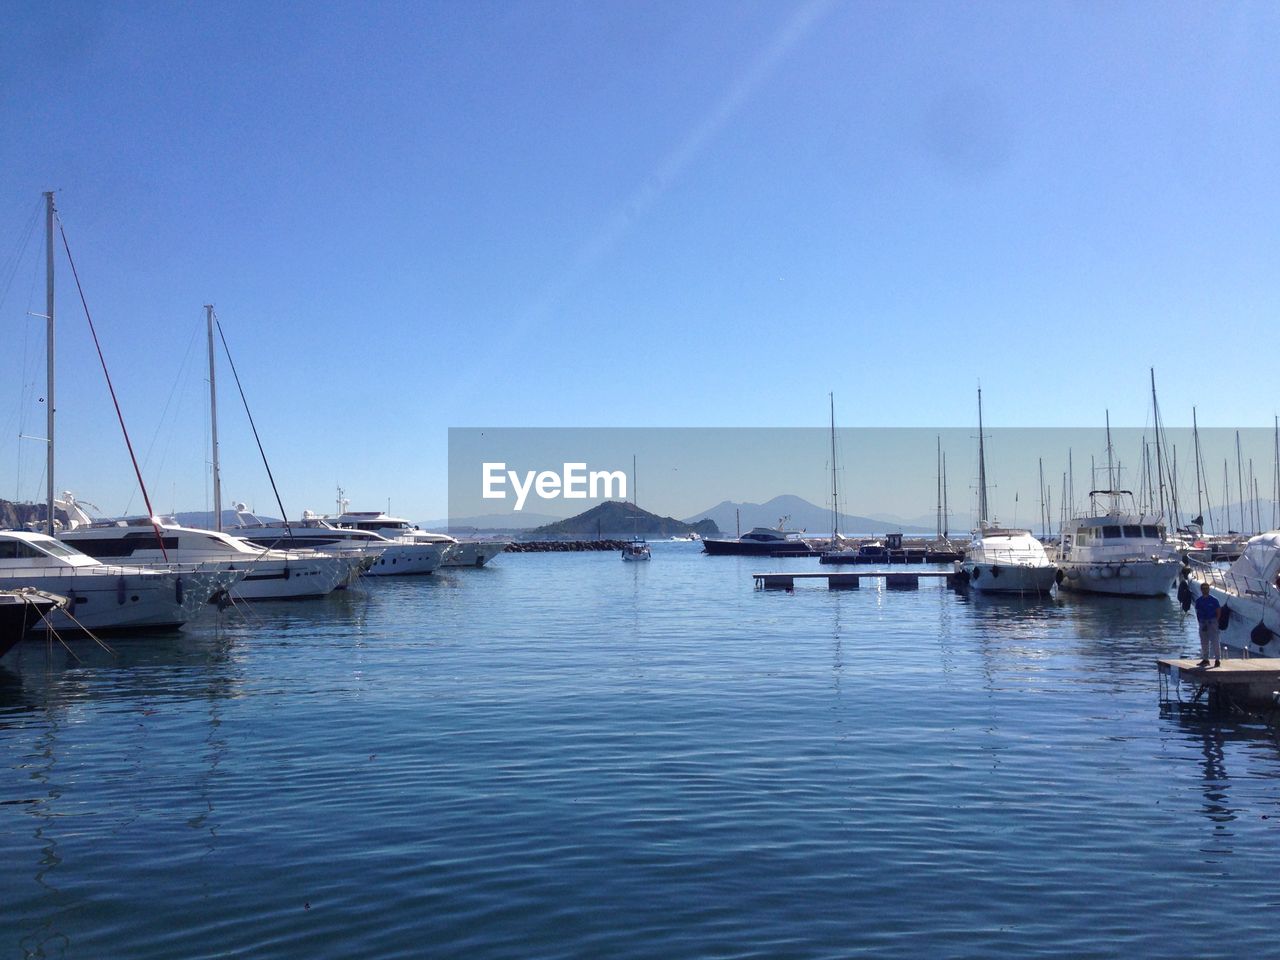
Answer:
xmin=506 ymin=539 xmax=629 ymax=552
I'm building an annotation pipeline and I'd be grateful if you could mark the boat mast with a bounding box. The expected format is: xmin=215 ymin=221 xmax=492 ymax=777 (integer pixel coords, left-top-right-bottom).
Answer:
xmin=1273 ymin=415 xmax=1279 ymax=531
xmin=206 ymin=304 xmax=222 ymax=531
xmin=936 ymin=436 xmax=942 ymax=541
xmin=1236 ymin=431 xmax=1246 ymax=535
xmin=44 ymin=191 xmax=55 ymax=536
xmin=942 ymin=451 xmax=949 ymax=539
xmin=1223 ymin=459 xmax=1232 ymax=533
xmin=829 ymin=393 xmax=839 ymax=542
xmin=1150 ymin=369 xmax=1167 ymax=521
xmin=1105 ymin=410 xmax=1115 ymax=497
xmin=1038 ymin=457 xmax=1045 ymax=538
xmin=1192 ymin=407 xmax=1204 ymax=528
xmin=976 ymin=388 xmax=989 ymax=528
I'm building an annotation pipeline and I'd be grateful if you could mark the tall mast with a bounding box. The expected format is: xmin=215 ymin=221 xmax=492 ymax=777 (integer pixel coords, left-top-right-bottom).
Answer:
xmin=1273 ymin=415 xmax=1279 ymax=531
xmin=829 ymin=392 xmax=839 ymax=541
xmin=206 ymin=305 xmax=222 ymax=531
xmin=976 ymin=388 xmax=989 ymax=527
xmin=936 ymin=435 xmax=942 ymax=540
xmin=44 ymin=191 xmax=55 ymax=535
xmin=1223 ymin=459 xmax=1232 ymax=533
xmin=1038 ymin=457 xmax=1045 ymax=538
xmin=1105 ymin=410 xmax=1115 ymax=492
xmin=1236 ymin=431 xmax=1246 ymax=535
xmin=1150 ymin=369 xmax=1167 ymax=521
xmin=632 ymin=454 xmax=637 ymax=507
xmin=1192 ymin=407 xmax=1204 ymax=526
xmin=942 ymin=451 xmax=949 ymax=539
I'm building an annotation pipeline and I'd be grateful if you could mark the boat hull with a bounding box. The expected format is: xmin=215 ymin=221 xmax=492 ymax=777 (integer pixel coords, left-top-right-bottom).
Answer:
xmin=963 ymin=562 xmax=1057 ymax=595
xmin=1057 ymin=560 xmax=1178 ymax=597
xmin=224 ymin=555 xmax=358 ymax=600
xmin=440 ymin=541 xmax=508 ymax=568
xmin=364 ymin=542 xmax=446 ymax=576
xmin=702 ymin=539 xmax=815 ymax=557
xmin=0 ymin=567 xmax=238 ymax=633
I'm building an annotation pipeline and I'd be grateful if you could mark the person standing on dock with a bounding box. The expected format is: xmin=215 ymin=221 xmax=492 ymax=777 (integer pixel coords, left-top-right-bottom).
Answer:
xmin=1194 ymin=582 xmax=1222 ymax=668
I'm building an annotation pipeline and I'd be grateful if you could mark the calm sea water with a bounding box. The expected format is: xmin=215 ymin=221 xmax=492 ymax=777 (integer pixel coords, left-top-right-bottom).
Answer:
xmin=2 ymin=542 xmax=1278 ymax=959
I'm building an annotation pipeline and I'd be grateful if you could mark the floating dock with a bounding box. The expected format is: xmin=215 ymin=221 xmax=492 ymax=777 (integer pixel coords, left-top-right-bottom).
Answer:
xmin=1157 ymin=657 xmax=1280 ymax=713
xmin=753 ymin=570 xmax=963 ymax=591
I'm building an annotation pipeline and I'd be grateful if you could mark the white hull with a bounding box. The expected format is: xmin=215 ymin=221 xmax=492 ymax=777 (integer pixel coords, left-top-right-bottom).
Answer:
xmin=963 ymin=561 xmax=1056 ymax=594
xmin=1057 ymin=559 xmax=1178 ymax=597
xmin=364 ymin=542 xmax=445 ymax=576
xmin=224 ymin=555 xmax=358 ymax=600
xmin=440 ymin=540 xmax=508 ymax=568
xmin=0 ymin=566 xmax=238 ymax=632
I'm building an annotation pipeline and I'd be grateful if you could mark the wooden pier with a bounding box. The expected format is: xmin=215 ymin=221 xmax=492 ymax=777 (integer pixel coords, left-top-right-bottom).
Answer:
xmin=753 ymin=570 xmax=963 ymax=591
xmin=1158 ymin=657 xmax=1280 ymax=713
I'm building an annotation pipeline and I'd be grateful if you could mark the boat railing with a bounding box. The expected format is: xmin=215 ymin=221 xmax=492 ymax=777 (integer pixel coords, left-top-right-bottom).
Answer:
xmin=1189 ymin=558 xmax=1280 ymax=611
xmin=0 ymin=562 xmax=241 ymax=580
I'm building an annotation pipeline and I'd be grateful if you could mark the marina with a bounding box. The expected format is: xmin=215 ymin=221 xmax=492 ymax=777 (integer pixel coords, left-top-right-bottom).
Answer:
xmin=5 ymin=543 xmax=1280 ymax=959
xmin=3 ymin=4 xmax=1279 ymax=956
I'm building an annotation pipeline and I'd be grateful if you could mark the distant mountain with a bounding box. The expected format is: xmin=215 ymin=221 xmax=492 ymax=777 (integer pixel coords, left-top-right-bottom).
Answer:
xmin=420 ymin=511 xmax=561 ymax=533
xmin=684 ymin=494 xmax=933 ymax=536
xmin=524 ymin=501 xmax=719 ymax=540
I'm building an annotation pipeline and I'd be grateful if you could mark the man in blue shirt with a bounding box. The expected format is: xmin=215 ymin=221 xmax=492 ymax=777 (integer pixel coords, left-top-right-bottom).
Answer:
xmin=1194 ymin=582 xmax=1221 ymax=668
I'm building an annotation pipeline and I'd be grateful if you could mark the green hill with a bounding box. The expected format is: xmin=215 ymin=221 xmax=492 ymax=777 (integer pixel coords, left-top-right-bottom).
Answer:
xmin=524 ymin=501 xmax=719 ymax=540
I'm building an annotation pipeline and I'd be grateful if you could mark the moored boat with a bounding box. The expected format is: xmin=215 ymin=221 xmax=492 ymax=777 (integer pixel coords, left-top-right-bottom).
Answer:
xmin=0 ymin=588 xmax=66 ymax=657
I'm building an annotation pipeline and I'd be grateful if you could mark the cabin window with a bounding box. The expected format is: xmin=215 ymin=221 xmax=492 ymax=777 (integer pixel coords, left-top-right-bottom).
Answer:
xmin=1123 ymin=525 xmax=1142 ymax=538
xmin=1142 ymin=525 xmax=1159 ymax=538
xmin=0 ymin=539 xmax=52 ymax=559
xmin=1103 ymin=526 xmax=1123 ymax=539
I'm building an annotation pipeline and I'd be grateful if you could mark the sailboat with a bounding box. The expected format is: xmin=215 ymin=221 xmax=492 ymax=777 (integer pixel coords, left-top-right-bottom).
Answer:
xmin=3 ymin=193 xmax=242 ymax=632
xmin=1055 ymin=411 xmax=1180 ymax=597
xmin=59 ymin=307 xmax=367 ymax=600
xmin=959 ymin=388 xmax=1057 ymax=595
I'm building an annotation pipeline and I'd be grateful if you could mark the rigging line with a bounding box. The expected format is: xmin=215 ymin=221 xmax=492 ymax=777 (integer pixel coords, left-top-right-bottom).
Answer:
xmin=0 ymin=197 xmax=41 ymax=314
xmin=214 ymin=315 xmax=292 ymax=540
xmin=124 ymin=311 xmax=204 ymax=518
xmin=56 ymin=219 xmax=170 ymax=561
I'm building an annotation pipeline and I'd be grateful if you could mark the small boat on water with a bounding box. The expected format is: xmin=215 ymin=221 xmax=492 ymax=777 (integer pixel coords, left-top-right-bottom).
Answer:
xmin=703 ymin=518 xmax=814 ymax=557
xmin=621 ymin=538 xmax=651 ymax=561
xmin=0 ymin=588 xmax=66 ymax=658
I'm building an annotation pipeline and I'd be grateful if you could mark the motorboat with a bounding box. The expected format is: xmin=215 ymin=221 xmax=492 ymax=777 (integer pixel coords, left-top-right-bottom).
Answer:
xmin=1056 ymin=491 xmax=1181 ymax=597
xmin=0 ymin=588 xmax=66 ymax=657
xmin=58 ymin=513 xmax=363 ymax=601
xmin=0 ymin=530 xmax=240 ymax=632
xmin=702 ymin=518 xmax=814 ymax=556
xmin=327 ymin=510 xmax=506 ymax=569
xmin=1193 ymin=531 xmax=1280 ymax=657
xmin=962 ymin=528 xmax=1057 ymax=594
xmin=229 ymin=510 xmax=442 ymax=576
xmin=621 ymin=538 xmax=651 ymax=561
xmin=956 ymin=388 xmax=1057 ymax=595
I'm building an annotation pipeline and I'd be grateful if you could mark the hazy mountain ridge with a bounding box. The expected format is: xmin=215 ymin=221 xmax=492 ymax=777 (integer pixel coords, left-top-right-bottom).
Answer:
xmin=684 ymin=495 xmax=934 ymax=536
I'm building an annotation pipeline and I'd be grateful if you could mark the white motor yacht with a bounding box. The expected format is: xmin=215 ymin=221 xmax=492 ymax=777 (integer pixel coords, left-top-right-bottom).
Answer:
xmin=963 ymin=528 xmax=1058 ymax=595
xmin=0 ymin=530 xmax=240 ymax=632
xmin=59 ymin=516 xmax=363 ymax=601
xmin=1194 ymin=531 xmax=1280 ymax=657
xmin=230 ymin=511 xmax=440 ymax=576
xmin=328 ymin=511 xmax=507 ymax=569
xmin=1056 ymin=491 xmax=1181 ymax=597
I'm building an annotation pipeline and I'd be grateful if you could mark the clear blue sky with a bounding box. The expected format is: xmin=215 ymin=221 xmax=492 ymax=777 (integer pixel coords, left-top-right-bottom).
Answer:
xmin=2 ymin=1 xmax=1278 ymax=521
